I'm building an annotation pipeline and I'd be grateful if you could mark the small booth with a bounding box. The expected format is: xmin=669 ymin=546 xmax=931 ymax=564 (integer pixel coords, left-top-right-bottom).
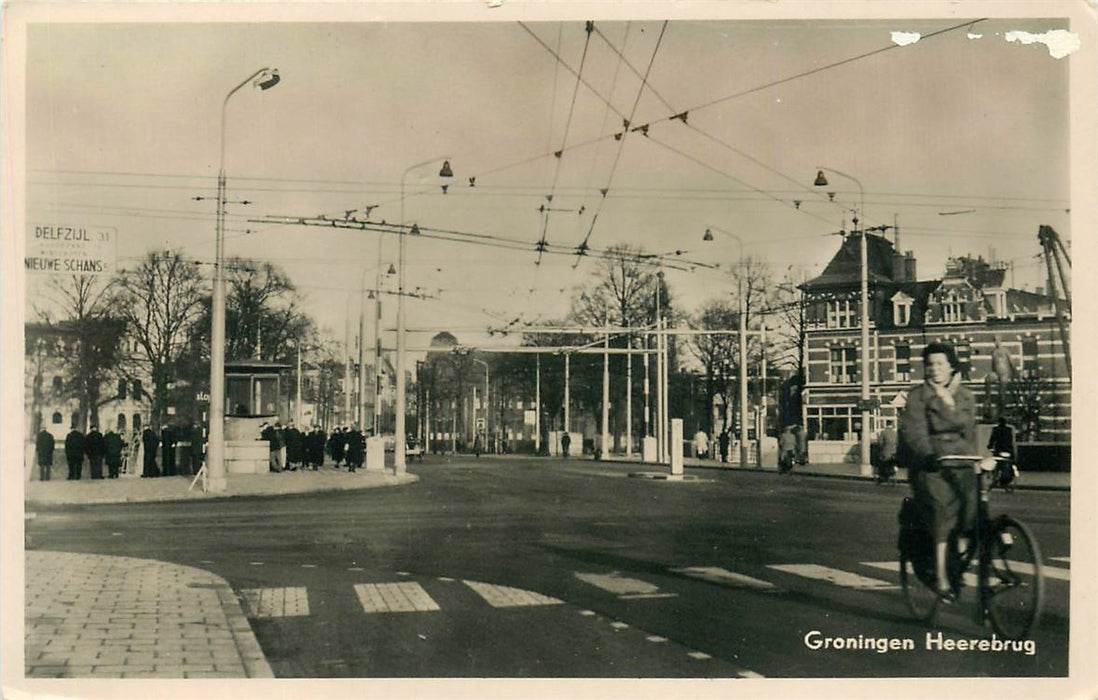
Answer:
xmin=223 ymin=360 xmax=291 ymax=474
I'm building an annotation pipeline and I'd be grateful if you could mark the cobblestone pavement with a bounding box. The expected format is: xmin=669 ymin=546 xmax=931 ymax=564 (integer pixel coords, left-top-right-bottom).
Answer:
xmin=25 ymin=551 xmax=273 ymax=679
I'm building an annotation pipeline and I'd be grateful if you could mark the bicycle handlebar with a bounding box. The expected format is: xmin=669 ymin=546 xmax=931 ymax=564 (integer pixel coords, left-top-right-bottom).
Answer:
xmin=937 ymin=454 xmax=1008 ymax=472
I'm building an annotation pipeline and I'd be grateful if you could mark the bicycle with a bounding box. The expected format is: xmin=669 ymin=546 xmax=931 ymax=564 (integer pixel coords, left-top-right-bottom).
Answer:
xmin=898 ymin=454 xmax=1044 ymax=640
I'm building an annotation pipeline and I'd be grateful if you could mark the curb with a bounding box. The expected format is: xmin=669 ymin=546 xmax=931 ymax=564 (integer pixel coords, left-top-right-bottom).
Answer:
xmin=214 ymin=584 xmax=274 ymax=678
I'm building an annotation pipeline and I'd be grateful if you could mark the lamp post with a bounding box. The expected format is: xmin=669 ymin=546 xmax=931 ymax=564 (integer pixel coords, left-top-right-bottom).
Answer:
xmin=472 ymin=357 xmax=489 ymax=451
xmin=372 ymin=263 xmax=396 ymax=436
xmin=396 ymin=157 xmax=452 ymax=473
xmin=208 ymin=67 xmax=280 ymax=493
xmin=703 ymin=226 xmax=749 ymax=468
xmin=814 ymin=167 xmax=872 ymax=476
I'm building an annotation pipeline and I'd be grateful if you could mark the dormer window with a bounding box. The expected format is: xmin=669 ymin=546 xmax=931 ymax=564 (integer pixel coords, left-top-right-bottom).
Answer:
xmin=891 ymin=291 xmax=913 ymax=327
xmin=941 ymin=291 xmax=964 ymax=322
xmin=826 ymin=299 xmax=857 ymax=329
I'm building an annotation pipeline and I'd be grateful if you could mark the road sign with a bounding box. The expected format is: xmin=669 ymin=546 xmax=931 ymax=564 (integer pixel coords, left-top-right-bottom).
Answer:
xmin=25 ymin=224 xmax=117 ymax=275
xmin=475 ymin=418 xmax=486 ymax=431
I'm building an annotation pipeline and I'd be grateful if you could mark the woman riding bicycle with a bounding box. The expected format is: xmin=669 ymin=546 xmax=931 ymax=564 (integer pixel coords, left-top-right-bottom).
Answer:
xmin=898 ymin=342 xmax=979 ymax=602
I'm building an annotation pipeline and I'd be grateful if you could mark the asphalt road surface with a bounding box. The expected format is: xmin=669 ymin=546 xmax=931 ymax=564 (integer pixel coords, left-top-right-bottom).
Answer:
xmin=25 ymin=456 xmax=1071 ymax=678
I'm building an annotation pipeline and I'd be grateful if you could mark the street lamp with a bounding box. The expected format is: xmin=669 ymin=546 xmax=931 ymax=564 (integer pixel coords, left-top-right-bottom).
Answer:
xmin=396 ymin=157 xmax=452 ymax=474
xmin=208 ymin=67 xmax=279 ymax=493
xmin=472 ymin=357 xmax=489 ymax=452
xmin=814 ymin=167 xmax=872 ymax=476
xmin=703 ymin=226 xmax=749 ymax=468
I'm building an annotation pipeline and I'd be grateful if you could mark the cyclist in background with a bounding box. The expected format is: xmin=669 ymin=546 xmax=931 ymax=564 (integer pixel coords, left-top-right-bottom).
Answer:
xmin=898 ymin=342 xmax=979 ymax=601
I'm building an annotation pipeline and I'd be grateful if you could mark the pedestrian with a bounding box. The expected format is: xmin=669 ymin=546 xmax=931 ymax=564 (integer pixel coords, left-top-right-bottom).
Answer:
xmin=104 ymin=427 xmax=125 ymax=479
xmin=35 ymin=427 xmax=55 ymax=481
xmin=189 ymin=421 xmax=205 ymax=476
xmin=285 ymin=421 xmax=303 ymax=471
xmin=876 ymin=425 xmax=898 ymax=484
xmin=260 ymin=422 xmax=282 ymax=472
xmin=310 ymin=425 xmax=326 ymax=470
xmin=83 ymin=424 xmax=106 ymax=479
xmin=346 ymin=425 xmax=364 ymax=472
xmin=693 ymin=429 xmax=709 ymax=460
xmin=64 ymin=425 xmax=86 ymax=480
xmin=987 ymin=417 xmax=1017 ymax=491
xmin=141 ymin=426 xmax=160 ymax=477
xmin=474 ymin=432 xmax=482 ymax=458
xmin=560 ymin=431 xmax=571 ymax=459
xmin=161 ymin=424 xmax=177 ymax=477
xmin=329 ymin=426 xmax=345 ymax=468
xmin=718 ymin=428 xmax=730 ymax=463
xmin=794 ymin=425 xmax=809 ymax=465
xmin=778 ymin=425 xmax=797 ymax=473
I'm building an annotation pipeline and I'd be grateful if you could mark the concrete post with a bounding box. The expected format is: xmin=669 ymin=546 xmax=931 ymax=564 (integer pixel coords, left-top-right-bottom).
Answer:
xmin=671 ymin=418 xmax=684 ymax=476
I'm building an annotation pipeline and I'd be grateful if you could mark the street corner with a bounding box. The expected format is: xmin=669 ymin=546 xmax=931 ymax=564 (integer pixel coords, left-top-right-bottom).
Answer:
xmin=24 ymin=550 xmax=273 ymax=679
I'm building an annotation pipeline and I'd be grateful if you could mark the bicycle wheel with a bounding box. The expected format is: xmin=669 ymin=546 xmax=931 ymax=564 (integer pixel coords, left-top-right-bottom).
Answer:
xmin=900 ymin=552 xmax=939 ymax=623
xmin=985 ymin=516 xmax=1044 ymax=640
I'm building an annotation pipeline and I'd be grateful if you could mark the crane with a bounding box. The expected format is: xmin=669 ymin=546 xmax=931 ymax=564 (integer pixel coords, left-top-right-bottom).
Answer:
xmin=1037 ymin=225 xmax=1071 ymax=374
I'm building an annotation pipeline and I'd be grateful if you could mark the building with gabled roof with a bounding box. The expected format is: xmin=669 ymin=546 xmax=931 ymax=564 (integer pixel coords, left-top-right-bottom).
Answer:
xmin=799 ymin=232 xmax=1069 ymax=464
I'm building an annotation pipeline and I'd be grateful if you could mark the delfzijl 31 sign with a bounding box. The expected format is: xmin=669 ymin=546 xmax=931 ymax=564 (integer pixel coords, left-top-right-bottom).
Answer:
xmin=25 ymin=224 xmax=117 ymax=275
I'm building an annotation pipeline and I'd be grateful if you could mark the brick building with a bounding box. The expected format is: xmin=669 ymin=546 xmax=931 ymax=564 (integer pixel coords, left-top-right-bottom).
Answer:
xmin=800 ymin=232 xmax=1070 ymax=462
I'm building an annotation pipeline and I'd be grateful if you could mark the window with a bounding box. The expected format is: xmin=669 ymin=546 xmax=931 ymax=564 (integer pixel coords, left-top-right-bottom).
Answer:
xmin=891 ymin=292 xmax=913 ymax=327
xmin=1022 ymin=337 xmax=1040 ymax=378
xmin=807 ymin=406 xmax=858 ymax=440
xmin=827 ymin=299 xmax=857 ymax=329
xmin=52 ymin=376 xmax=64 ymax=393
xmin=956 ymin=341 xmax=972 ymax=380
xmin=828 ymin=347 xmax=857 ymax=384
xmin=51 ymin=412 xmax=63 ymax=425
xmin=71 ymin=412 xmax=79 ymax=429
xmin=941 ymin=292 xmax=964 ymax=323
xmin=133 ymin=413 xmax=142 ymax=433
xmin=894 ymin=344 xmax=911 ymax=382
xmin=118 ymin=379 xmax=127 ymax=399
xmin=117 ymin=413 xmax=127 ymax=432
xmin=132 ymin=380 xmax=142 ymax=398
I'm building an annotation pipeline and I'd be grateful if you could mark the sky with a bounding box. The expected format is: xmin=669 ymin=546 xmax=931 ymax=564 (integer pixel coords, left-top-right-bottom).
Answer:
xmin=17 ymin=7 xmax=1078 ymax=360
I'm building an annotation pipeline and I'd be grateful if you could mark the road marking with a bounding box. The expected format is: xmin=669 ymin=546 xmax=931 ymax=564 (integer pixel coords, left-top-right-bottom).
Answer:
xmin=354 ymin=582 xmax=440 ymax=613
xmin=301 ymin=564 xmax=317 ymax=569
xmin=646 ymin=635 xmax=668 ymax=643
xmin=575 ymin=571 xmax=667 ymax=598
xmin=437 ymin=577 xmax=455 ymax=582
xmin=240 ymin=587 xmax=310 ymax=619
xmin=249 ymin=562 xmax=264 ymax=566
xmin=767 ymin=564 xmax=897 ymax=589
xmin=463 ymin=580 xmax=563 ymax=608
xmin=620 ymin=592 xmax=678 ymax=600
xmin=610 ymin=621 xmax=630 ymax=630
xmin=580 ymin=610 xmax=596 ymax=616
xmin=865 ymin=559 xmax=1070 ymax=582
xmin=672 ymin=566 xmax=779 ymax=592
xmin=687 ymin=651 xmax=712 ymax=660
xmin=348 ymin=567 xmax=364 ymax=571
xmin=738 ymin=670 xmax=766 ymax=679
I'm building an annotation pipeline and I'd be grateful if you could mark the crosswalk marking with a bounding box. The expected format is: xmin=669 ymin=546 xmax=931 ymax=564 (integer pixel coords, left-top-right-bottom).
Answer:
xmin=241 ymin=587 xmax=310 ymax=619
xmin=768 ymin=564 xmax=897 ymax=589
xmin=463 ymin=580 xmax=562 ymax=608
xmin=354 ymin=582 xmax=440 ymax=613
xmin=575 ymin=572 xmax=669 ymax=598
xmin=864 ymin=559 xmax=1070 ymax=583
xmin=672 ymin=566 xmax=779 ymax=592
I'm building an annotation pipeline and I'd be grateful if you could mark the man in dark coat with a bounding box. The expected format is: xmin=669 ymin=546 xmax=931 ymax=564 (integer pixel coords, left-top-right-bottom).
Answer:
xmin=104 ymin=428 xmax=125 ymax=479
xmin=161 ymin=424 xmax=177 ymax=476
xmin=310 ymin=425 xmax=326 ymax=469
xmin=329 ymin=427 xmax=345 ymax=468
xmin=260 ymin=422 xmax=283 ymax=472
xmin=84 ymin=425 xmax=106 ymax=479
xmin=718 ymin=429 xmax=730 ymax=463
xmin=36 ymin=428 xmax=55 ymax=481
xmin=284 ymin=422 xmax=303 ymax=471
xmin=346 ymin=425 xmax=365 ymax=472
xmin=64 ymin=427 xmax=86 ymax=480
xmin=141 ymin=426 xmax=160 ymax=478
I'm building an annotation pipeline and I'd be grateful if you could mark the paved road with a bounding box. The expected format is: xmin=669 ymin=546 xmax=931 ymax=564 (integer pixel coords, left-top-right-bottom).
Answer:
xmin=25 ymin=456 xmax=1070 ymax=678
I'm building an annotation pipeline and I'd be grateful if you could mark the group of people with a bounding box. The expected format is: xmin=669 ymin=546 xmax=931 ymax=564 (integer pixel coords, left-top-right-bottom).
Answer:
xmin=258 ymin=421 xmax=370 ymax=472
xmin=36 ymin=425 xmax=125 ymax=481
xmin=140 ymin=423 xmax=205 ymax=478
xmin=35 ymin=422 xmax=205 ymax=481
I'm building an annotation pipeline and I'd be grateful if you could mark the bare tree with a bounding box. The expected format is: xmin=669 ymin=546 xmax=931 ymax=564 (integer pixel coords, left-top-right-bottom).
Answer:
xmin=223 ymin=257 xmax=317 ymax=363
xmin=34 ymin=275 xmax=126 ymax=431
xmin=114 ymin=250 xmax=207 ymax=430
